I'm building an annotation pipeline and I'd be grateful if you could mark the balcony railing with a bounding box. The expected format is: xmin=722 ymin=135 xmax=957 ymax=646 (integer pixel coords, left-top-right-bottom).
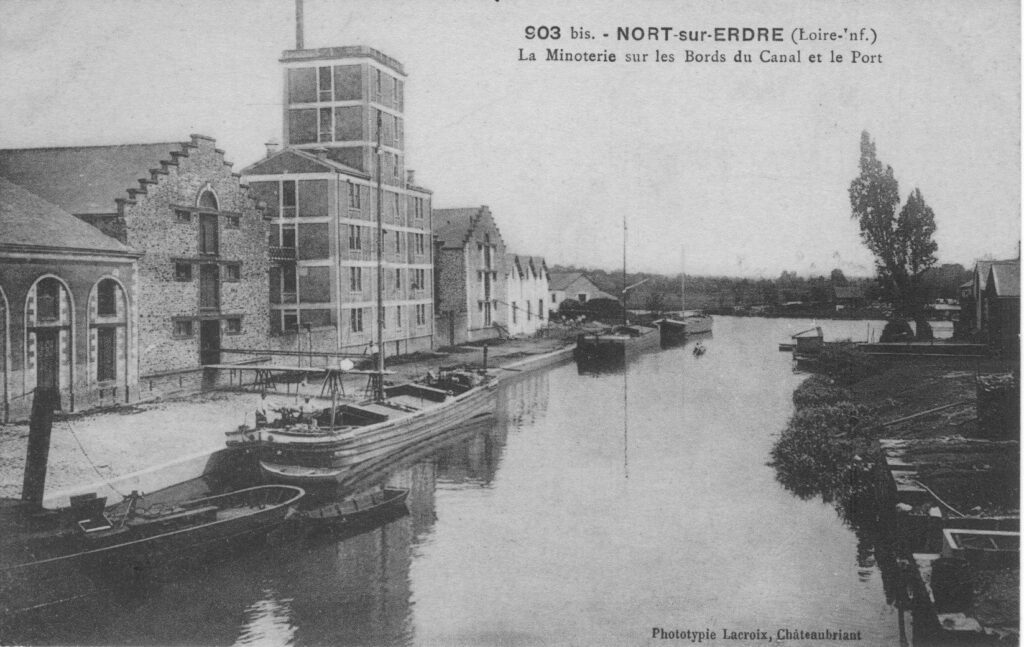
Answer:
xmin=270 ymin=246 xmax=297 ymax=262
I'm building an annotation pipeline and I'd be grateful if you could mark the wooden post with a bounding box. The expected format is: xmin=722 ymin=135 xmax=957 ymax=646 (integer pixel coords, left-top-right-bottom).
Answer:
xmin=22 ymin=388 xmax=59 ymax=508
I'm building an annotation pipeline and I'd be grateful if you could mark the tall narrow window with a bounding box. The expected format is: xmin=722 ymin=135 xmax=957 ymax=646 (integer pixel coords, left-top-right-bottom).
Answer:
xmin=348 ymin=182 xmax=361 ymax=209
xmin=318 ymin=66 xmax=332 ymax=101
xmin=199 ymin=214 xmax=219 ymax=255
xmin=282 ymin=225 xmax=296 ymax=248
xmin=36 ymin=279 xmax=61 ymax=321
xmin=97 ymin=279 xmax=117 ymax=316
xmin=282 ymin=264 xmax=297 ymax=303
xmin=282 ymin=180 xmax=297 ymax=218
xmin=319 ymin=108 xmax=332 ymax=142
xmin=200 ymin=265 xmax=220 ymax=310
xmin=97 ymin=328 xmax=116 ymax=382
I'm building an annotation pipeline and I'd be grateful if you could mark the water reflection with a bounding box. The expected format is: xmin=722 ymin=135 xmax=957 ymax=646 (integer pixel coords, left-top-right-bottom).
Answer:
xmin=3 ymin=319 xmax=906 ymax=646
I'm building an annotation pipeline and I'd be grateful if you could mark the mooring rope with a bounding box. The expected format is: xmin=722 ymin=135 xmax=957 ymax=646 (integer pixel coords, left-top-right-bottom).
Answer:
xmin=61 ymin=417 xmax=129 ymax=499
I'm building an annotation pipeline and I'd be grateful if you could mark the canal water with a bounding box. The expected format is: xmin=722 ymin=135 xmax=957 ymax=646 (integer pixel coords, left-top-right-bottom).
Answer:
xmin=5 ymin=317 xmax=905 ymax=646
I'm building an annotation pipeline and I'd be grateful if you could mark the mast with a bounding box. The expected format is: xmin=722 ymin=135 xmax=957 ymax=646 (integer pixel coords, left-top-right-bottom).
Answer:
xmin=680 ymin=247 xmax=685 ymax=315
xmin=622 ymin=217 xmax=627 ymax=326
xmin=374 ymin=109 xmax=385 ymax=401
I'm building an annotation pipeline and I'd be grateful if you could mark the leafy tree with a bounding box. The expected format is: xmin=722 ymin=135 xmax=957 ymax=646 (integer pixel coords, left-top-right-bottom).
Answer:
xmin=830 ymin=268 xmax=848 ymax=286
xmin=645 ymin=292 xmax=667 ymax=315
xmin=849 ymin=132 xmax=939 ymax=334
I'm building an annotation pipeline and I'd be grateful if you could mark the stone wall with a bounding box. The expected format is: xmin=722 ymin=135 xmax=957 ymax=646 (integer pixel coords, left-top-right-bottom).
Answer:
xmin=123 ymin=135 xmax=269 ymax=378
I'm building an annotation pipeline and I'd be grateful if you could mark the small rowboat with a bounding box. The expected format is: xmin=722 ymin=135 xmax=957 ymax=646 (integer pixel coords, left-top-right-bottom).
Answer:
xmin=298 ymin=487 xmax=409 ymax=530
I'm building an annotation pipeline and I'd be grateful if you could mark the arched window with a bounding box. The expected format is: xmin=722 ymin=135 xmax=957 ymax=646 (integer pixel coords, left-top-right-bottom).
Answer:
xmin=36 ymin=278 xmax=62 ymax=322
xmin=96 ymin=279 xmax=118 ymax=316
xmin=199 ymin=189 xmax=219 ymax=211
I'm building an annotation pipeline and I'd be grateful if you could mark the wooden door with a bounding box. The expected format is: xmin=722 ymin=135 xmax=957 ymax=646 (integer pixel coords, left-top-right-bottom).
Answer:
xmin=200 ymin=320 xmax=221 ymax=365
xmin=36 ymin=329 xmax=59 ymax=391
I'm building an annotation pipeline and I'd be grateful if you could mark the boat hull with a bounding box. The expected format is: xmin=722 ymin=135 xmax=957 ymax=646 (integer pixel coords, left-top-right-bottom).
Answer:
xmin=657 ymin=315 xmax=714 ymax=342
xmin=235 ymin=381 xmax=499 ymax=485
xmin=0 ymin=485 xmax=304 ymax=615
xmin=574 ymin=326 xmax=661 ymax=363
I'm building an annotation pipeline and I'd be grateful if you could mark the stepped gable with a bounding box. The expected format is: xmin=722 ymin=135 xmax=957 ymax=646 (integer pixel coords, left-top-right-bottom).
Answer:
xmin=433 ymin=206 xmax=507 ymax=250
xmin=0 ymin=134 xmax=246 ymax=216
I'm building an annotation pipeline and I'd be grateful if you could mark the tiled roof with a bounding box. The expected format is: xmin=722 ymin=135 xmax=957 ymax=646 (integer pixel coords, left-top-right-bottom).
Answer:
xmin=433 ymin=207 xmax=483 ymax=249
xmin=0 ymin=143 xmax=184 ymax=215
xmin=988 ymin=262 xmax=1020 ymax=298
xmin=548 ymin=272 xmax=584 ymax=291
xmin=975 ymin=259 xmax=1018 ymax=292
xmin=240 ymin=147 xmax=368 ymax=178
xmin=0 ymin=176 xmax=132 ymax=254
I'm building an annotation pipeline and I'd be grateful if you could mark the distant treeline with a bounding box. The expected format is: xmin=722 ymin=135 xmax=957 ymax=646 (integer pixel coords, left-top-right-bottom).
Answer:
xmin=550 ymin=263 xmax=972 ymax=312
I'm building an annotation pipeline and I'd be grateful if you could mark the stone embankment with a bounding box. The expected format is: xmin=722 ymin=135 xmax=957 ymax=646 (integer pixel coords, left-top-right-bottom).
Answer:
xmin=0 ymin=334 xmax=575 ymax=507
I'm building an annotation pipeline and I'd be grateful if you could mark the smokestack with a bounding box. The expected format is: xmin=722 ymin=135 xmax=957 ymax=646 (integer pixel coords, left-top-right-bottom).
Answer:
xmin=22 ymin=388 xmax=59 ymax=508
xmin=295 ymin=0 xmax=304 ymax=50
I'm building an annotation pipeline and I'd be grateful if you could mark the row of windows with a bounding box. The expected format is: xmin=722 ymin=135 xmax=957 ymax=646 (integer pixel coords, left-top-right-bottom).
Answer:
xmin=288 ymin=107 xmax=404 ymax=149
xmin=349 ymin=303 xmax=427 ymax=332
xmin=252 ymin=180 xmax=424 ymax=223
xmin=348 ymin=267 xmax=428 ymax=292
xmin=249 ymin=180 xmax=329 ymax=219
xmin=175 ymin=209 xmax=239 ymax=229
xmin=34 ymin=278 xmax=123 ymax=321
xmin=174 ymin=263 xmax=240 ymax=282
xmin=347 ymin=227 xmax=428 ymax=254
xmin=510 ymin=300 xmax=546 ymax=324
xmin=173 ymin=318 xmax=241 ymax=339
xmin=288 ymin=65 xmax=404 ymax=110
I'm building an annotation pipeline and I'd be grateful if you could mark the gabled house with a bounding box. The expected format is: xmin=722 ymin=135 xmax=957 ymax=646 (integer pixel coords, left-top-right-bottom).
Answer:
xmin=981 ymin=261 xmax=1020 ymax=356
xmin=962 ymin=258 xmax=1018 ymax=334
xmin=832 ymin=286 xmax=866 ymax=310
xmin=0 ymin=135 xmax=269 ymax=399
xmin=1 ymin=177 xmax=140 ymax=420
xmin=505 ymin=254 xmax=549 ymax=337
xmin=548 ymin=272 xmax=615 ymax=313
xmin=433 ymin=206 xmax=506 ymax=346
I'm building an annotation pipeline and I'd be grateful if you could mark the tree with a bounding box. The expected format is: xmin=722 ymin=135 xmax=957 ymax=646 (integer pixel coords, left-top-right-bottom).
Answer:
xmin=849 ymin=132 xmax=939 ymax=336
xmin=645 ymin=292 xmax=667 ymax=316
xmin=830 ymin=268 xmax=849 ymax=286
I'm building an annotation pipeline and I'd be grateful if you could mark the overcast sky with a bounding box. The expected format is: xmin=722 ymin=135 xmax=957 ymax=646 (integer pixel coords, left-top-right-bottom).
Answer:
xmin=1 ymin=0 xmax=1019 ymax=277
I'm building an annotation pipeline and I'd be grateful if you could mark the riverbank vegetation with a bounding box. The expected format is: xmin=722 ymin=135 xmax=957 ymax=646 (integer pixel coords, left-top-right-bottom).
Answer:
xmin=769 ymin=345 xmax=888 ymax=527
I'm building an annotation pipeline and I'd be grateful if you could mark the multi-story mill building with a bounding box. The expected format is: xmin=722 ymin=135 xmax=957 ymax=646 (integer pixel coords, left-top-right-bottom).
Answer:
xmin=243 ymin=46 xmax=434 ymax=357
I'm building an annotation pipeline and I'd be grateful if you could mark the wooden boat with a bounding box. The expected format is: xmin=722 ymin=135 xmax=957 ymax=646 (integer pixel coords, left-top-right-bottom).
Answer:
xmin=657 ymin=249 xmax=713 ymax=344
xmin=574 ymin=323 xmax=660 ymax=363
xmin=226 ymin=366 xmax=498 ymax=485
xmin=791 ymin=326 xmax=824 ymax=364
xmin=1 ymin=484 xmax=304 ymax=614
xmin=657 ymin=312 xmax=714 ymax=342
xmin=298 ymin=486 xmax=408 ymax=530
